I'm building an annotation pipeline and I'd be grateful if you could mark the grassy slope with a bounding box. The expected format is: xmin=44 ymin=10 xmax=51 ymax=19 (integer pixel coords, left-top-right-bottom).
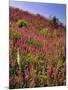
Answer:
xmin=9 ymin=7 xmax=66 ymax=88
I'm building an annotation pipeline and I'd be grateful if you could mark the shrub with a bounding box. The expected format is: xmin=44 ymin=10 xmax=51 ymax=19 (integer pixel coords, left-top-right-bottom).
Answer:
xmin=16 ymin=19 xmax=28 ymax=28
xmin=40 ymin=28 xmax=48 ymax=36
xmin=9 ymin=28 xmax=21 ymax=40
xmin=49 ymin=16 xmax=60 ymax=28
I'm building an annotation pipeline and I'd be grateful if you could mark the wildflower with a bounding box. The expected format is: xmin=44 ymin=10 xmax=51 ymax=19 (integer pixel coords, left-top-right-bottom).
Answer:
xmin=53 ymin=66 xmax=58 ymax=80
xmin=24 ymin=66 xmax=29 ymax=81
xmin=47 ymin=65 xmax=52 ymax=78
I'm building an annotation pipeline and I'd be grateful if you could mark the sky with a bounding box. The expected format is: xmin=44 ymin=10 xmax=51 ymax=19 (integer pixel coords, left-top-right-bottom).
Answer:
xmin=9 ymin=0 xmax=66 ymax=25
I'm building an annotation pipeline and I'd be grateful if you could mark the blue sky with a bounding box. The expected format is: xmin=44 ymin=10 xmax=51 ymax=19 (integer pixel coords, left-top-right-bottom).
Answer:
xmin=9 ymin=0 xmax=66 ymax=25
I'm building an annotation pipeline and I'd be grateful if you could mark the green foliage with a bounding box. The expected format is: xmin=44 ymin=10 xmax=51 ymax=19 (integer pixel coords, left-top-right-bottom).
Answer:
xmin=35 ymin=73 xmax=47 ymax=87
xmin=27 ymin=38 xmax=42 ymax=48
xmin=39 ymin=75 xmax=47 ymax=81
xmin=39 ymin=52 xmax=46 ymax=60
xmin=20 ymin=53 xmax=36 ymax=70
xmin=50 ymin=60 xmax=57 ymax=67
xmin=24 ymin=53 xmax=36 ymax=64
xmin=16 ymin=19 xmax=28 ymax=28
xmin=35 ymin=76 xmax=41 ymax=87
xmin=60 ymin=53 xmax=65 ymax=63
xmin=10 ymin=28 xmax=20 ymax=40
xmin=38 ymin=52 xmax=47 ymax=66
xmin=57 ymin=53 xmax=65 ymax=69
xmin=40 ymin=28 xmax=48 ymax=36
